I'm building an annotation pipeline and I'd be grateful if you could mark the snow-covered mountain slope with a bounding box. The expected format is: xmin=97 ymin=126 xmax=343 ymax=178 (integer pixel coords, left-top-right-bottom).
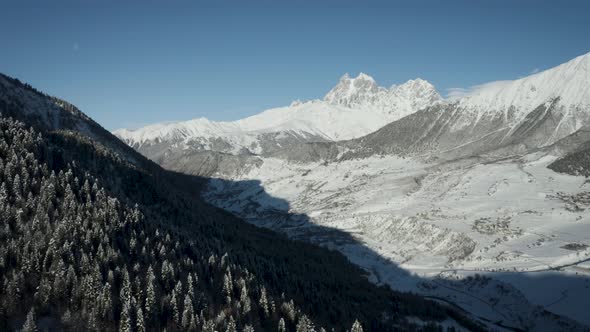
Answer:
xmin=404 ymin=53 xmax=590 ymax=153
xmin=456 ymin=52 xmax=590 ymax=122
xmin=276 ymin=52 xmax=590 ymax=164
xmin=115 ymin=101 xmax=387 ymax=149
xmin=114 ymin=74 xmax=441 ymax=157
xmin=0 ymin=73 xmax=150 ymax=167
xmin=0 ymin=74 xmax=92 ymax=132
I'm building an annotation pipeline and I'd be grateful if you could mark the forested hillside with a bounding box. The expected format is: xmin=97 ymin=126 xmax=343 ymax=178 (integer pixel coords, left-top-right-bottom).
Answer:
xmin=0 ymin=74 xmax=481 ymax=331
xmin=549 ymin=145 xmax=590 ymax=177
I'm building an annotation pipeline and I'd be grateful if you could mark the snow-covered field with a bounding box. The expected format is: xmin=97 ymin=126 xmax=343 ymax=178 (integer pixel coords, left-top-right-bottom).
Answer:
xmin=204 ymin=153 xmax=590 ymax=329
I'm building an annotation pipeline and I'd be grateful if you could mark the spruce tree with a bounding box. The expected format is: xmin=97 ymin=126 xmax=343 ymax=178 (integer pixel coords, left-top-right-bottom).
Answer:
xmin=259 ymin=286 xmax=269 ymax=317
xmin=21 ymin=307 xmax=37 ymax=332
xmin=182 ymin=293 xmax=194 ymax=329
xmin=136 ymin=307 xmax=146 ymax=332
xmin=351 ymin=320 xmax=363 ymax=332
xmin=145 ymin=265 xmax=156 ymax=322
xmin=171 ymin=289 xmax=180 ymax=327
xmin=225 ymin=316 xmax=236 ymax=332
xmin=278 ymin=318 xmax=286 ymax=332
xmin=296 ymin=314 xmax=316 ymax=332
xmin=119 ymin=301 xmax=132 ymax=332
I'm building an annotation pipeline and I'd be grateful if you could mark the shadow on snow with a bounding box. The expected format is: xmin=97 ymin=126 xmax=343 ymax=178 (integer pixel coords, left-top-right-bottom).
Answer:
xmin=197 ymin=176 xmax=590 ymax=331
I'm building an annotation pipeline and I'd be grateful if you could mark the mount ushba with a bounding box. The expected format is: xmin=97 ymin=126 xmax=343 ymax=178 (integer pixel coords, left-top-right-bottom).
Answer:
xmin=118 ymin=53 xmax=590 ymax=331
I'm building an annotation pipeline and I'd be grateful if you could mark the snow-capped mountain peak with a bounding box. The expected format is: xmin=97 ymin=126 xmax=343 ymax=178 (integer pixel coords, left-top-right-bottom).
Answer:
xmin=324 ymin=72 xmax=380 ymax=106
xmin=324 ymin=73 xmax=441 ymax=118
xmin=394 ymin=78 xmax=436 ymax=96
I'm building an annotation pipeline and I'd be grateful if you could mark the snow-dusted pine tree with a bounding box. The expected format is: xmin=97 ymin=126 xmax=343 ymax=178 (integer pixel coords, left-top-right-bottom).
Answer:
xmin=351 ymin=320 xmax=363 ymax=332
xmin=278 ymin=317 xmax=286 ymax=332
xmin=21 ymin=307 xmax=37 ymax=332
xmin=296 ymin=314 xmax=316 ymax=332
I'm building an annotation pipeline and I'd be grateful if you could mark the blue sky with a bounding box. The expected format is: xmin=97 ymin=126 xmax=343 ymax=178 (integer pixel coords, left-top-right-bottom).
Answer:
xmin=1 ymin=0 xmax=589 ymax=130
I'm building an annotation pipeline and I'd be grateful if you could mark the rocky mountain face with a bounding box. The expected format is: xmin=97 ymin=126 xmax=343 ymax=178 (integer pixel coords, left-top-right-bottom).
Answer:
xmin=324 ymin=73 xmax=441 ymax=119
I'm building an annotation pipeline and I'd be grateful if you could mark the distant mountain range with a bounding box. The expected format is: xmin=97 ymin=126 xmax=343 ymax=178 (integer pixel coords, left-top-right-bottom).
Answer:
xmin=113 ymin=73 xmax=441 ymax=156
xmin=115 ymin=52 xmax=590 ymax=173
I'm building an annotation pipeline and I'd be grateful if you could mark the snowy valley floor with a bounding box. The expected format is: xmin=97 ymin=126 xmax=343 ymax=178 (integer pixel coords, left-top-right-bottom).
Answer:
xmin=204 ymin=153 xmax=590 ymax=330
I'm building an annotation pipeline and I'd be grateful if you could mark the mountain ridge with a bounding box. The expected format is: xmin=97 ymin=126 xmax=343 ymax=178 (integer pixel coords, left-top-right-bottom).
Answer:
xmin=113 ymin=73 xmax=442 ymax=156
xmin=270 ymin=52 xmax=590 ymax=164
xmin=115 ymin=52 xmax=590 ymax=167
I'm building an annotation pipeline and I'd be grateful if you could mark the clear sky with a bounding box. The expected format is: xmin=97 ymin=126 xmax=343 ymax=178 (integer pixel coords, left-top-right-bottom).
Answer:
xmin=1 ymin=0 xmax=589 ymax=130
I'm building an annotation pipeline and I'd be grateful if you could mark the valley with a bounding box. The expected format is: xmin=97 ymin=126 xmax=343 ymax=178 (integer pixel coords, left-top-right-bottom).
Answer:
xmin=4 ymin=2 xmax=590 ymax=331
xmin=203 ymin=153 xmax=590 ymax=329
xmin=117 ymin=52 xmax=590 ymax=330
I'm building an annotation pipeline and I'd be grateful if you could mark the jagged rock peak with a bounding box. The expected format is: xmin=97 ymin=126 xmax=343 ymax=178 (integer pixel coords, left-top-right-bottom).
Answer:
xmin=324 ymin=73 xmax=441 ymax=111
